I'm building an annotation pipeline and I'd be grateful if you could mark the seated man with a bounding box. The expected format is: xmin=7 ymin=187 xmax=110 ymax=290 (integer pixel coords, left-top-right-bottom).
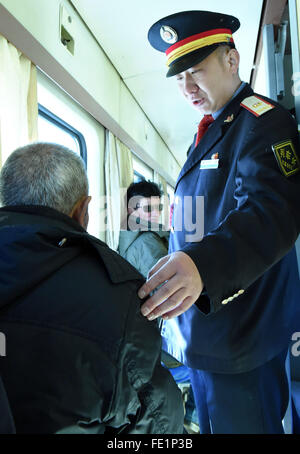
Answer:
xmin=0 ymin=143 xmax=184 ymax=434
xmin=118 ymin=180 xmax=198 ymax=432
xmin=118 ymin=180 xmax=169 ymax=278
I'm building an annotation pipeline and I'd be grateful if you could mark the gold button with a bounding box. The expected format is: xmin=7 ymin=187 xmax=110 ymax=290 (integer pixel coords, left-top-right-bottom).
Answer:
xmin=222 ymin=299 xmax=228 ymax=305
xmin=238 ymin=289 xmax=245 ymax=295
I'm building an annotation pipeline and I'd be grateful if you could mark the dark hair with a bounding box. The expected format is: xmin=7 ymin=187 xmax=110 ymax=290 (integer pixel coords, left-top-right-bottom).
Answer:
xmin=127 ymin=180 xmax=162 ymax=203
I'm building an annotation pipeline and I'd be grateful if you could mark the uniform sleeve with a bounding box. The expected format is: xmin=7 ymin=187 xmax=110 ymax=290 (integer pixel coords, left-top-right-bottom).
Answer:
xmin=182 ymin=111 xmax=300 ymax=313
xmin=107 ymin=285 xmax=184 ymax=434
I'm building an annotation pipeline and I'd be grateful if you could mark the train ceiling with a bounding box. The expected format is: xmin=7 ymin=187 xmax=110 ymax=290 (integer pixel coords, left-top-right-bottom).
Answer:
xmin=71 ymin=0 xmax=263 ymax=167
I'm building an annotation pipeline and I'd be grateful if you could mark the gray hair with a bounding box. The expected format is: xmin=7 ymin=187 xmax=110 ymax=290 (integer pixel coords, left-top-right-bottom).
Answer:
xmin=0 ymin=142 xmax=89 ymax=215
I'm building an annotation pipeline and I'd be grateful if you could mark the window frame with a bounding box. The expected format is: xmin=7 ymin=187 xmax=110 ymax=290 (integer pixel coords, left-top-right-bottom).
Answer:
xmin=38 ymin=104 xmax=87 ymax=166
xmin=133 ymin=169 xmax=145 ymax=182
xmin=132 ymin=155 xmax=153 ymax=182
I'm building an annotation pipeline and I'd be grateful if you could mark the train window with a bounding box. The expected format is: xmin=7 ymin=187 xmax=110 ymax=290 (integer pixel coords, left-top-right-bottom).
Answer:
xmin=132 ymin=155 xmax=153 ymax=182
xmin=38 ymin=104 xmax=87 ymax=165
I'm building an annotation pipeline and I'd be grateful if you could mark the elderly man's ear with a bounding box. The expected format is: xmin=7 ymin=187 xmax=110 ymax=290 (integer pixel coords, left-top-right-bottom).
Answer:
xmin=70 ymin=196 xmax=92 ymax=229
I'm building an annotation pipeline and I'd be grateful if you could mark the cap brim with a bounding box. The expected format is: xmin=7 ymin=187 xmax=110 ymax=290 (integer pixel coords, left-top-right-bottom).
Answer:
xmin=166 ymin=44 xmax=221 ymax=77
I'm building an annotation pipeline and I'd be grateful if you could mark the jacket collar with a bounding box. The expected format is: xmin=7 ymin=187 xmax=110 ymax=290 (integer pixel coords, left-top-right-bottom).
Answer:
xmin=175 ymin=83 xmax=254 ymax=191
xmin=0 ymin=205 xmax=143 ymax=289
xmin=119 ymin=219 xmax=169 ymax=255
xmin=0 ymin=205 xmax=86 ymax=233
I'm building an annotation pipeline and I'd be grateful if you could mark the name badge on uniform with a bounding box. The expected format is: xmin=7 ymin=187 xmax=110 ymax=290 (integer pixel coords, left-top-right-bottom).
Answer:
xmin=200 ymin=153 xmax=219 ymax=169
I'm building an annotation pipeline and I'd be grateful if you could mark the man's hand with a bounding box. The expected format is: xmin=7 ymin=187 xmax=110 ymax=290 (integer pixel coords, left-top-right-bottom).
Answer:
xmin=138 ymin=251 xmax=204 ymax=321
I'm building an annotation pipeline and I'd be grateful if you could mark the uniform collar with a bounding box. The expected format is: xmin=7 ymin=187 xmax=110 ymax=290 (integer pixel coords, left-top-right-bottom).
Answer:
xmin=175 ymin=83 xmax=253 ymax=191
xmin=212 ymin=81 xmax=247 ymax=120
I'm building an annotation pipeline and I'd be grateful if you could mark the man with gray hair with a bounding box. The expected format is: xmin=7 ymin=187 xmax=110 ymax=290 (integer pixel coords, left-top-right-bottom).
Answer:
xmin=0 ymin=142 xmax=184 ymax=434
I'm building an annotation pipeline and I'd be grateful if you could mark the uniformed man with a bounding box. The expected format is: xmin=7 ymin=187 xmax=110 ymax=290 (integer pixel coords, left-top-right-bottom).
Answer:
xmin=138 ymin=10 xmax=300 ymax=433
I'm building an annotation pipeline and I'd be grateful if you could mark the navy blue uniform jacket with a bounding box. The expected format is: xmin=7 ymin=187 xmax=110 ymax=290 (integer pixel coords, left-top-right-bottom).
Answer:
xmin=162 ymin=83 xmax=300 ymax=373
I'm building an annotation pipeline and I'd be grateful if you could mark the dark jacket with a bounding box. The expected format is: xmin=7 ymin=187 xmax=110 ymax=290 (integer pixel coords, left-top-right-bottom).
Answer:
xmin=0 ymin=376 xmax=15 ymax=434
xmin=118 ymin=221 xmax=169 ymax=278
xmin=164 ymin=83 xmax=300 ymax=373
xmin=0 ymin=206 xmax=184 ymax=434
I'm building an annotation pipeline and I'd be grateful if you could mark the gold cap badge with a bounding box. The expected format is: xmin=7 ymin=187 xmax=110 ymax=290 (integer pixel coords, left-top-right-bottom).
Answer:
xmin=160 ymin=25 xmax=178 ymax=44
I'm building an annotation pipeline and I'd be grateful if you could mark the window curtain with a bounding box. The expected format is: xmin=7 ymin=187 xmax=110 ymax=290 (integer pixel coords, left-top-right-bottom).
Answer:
xmin=154 ymin=172 xmax=170 ymax=229
xmin=104 ymin=130 xmax=133 ymax=250
xmin=0 ymin=35 xmax=38 ymax=167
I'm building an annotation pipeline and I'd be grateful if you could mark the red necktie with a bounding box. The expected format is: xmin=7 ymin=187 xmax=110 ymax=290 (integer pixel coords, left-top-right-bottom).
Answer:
xmin=195 ymin=114 xmax=214 ymax=147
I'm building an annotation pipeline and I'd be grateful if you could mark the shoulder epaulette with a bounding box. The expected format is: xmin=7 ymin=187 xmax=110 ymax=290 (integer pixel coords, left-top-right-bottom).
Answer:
xmin=240 ymin=95 xmax=275 ymax=117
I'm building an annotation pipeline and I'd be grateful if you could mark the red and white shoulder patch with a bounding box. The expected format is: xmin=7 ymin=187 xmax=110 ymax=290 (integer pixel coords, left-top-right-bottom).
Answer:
xmin=240 ymin=95 xmax=275 ymax=117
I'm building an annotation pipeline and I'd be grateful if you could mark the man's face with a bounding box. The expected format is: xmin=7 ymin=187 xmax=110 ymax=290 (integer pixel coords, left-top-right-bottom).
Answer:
xmin=175 ymin=47 xmax=239 ymax=114
xmin=130 ymin=196 xmax=162 ymax=224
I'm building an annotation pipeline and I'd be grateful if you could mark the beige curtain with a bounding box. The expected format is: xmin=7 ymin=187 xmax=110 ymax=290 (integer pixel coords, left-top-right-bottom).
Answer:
xmin=0 ymin=35 xmax=38 ymax=167
xmin=154 ymin=172 xmax=170 ymax=229
xmin=104 ymin=130 xmax=133 ymax=250
xmin=116 ymin=138 xmax=134 ymax=232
